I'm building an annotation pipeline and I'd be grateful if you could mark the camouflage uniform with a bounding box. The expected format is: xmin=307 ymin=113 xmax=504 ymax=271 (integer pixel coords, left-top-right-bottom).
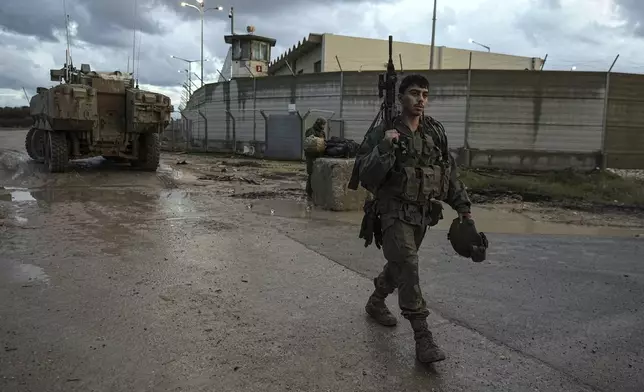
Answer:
xmin=354 ymin=114 xmax=471 ymax=362
xmin=304 ymin=118 xmax=327 ymax=197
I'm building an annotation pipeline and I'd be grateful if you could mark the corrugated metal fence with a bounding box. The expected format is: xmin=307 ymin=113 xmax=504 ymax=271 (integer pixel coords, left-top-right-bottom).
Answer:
xmin=176 ymin=69 xmax=644 ymax=170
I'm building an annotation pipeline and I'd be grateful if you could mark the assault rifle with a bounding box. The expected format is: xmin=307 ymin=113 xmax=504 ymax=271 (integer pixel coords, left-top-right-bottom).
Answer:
xmin=347 ymin=35 xmax=398 ymax=191
xmin=379 ymin=35 xmax=398 ymax=133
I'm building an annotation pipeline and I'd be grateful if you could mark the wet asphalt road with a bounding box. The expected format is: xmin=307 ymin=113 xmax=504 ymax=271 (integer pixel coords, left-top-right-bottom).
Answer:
xmin=1 ymin=129 xmax=643 ymax=392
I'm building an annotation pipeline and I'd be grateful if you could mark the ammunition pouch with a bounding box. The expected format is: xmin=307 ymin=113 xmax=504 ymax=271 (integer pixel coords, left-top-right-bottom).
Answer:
xmin=359 ymin=199 xmax=383 ymax=249
xmin=392 ymin=165 xmax=444 ymax=203
xmin=426 ymin=200 xmax=444 ymax=227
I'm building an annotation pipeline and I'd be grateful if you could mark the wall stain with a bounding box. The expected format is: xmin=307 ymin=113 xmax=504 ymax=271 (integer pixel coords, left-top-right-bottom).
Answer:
xmin=223 ymin=82 xmax=230 ymax=141
xmin=532 ymin=73 xmax=543 ymax=147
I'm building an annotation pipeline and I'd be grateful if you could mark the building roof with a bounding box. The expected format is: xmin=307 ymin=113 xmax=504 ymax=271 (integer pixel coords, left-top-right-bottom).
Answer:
xmin=224 ymin=34 xmax=277 ymax=46
xmin=268 ymin=33 xmax=323 ymax=73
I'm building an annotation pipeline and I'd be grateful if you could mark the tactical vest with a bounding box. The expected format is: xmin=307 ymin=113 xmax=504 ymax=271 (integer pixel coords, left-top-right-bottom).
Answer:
xmin=376 ymin=119 xmax=452 ymax=204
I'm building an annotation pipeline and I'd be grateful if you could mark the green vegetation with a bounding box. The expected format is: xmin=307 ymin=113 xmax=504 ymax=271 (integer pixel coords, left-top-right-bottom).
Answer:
xmin=0 ymin=106 xmax=31 ymax=128
xmin=461 ymin=168 xmax=644 ymax=207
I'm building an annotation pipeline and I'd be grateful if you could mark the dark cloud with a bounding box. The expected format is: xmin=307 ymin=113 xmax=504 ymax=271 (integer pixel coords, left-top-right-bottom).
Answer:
xmin=73 ymin=0 xmax=169 ymax=47
xmin=0 ymin=45 xmax=48 ymax=92
xmin=0 ymin=0 xmax=383 ymax=49
xmin=1 ymin=0 xmax=171 ymax=48
xmin=614 ymin=0 xmax=644 ymax=35
xmin=0 ymin=1 xmax=64 ymax=42
xmin=514 ymin=5 xmax=607 ymax=49
xmin=0 ymin=73 xmax=33 ymax=92
xmin=163 ymin=0 xmax=383 ymax=21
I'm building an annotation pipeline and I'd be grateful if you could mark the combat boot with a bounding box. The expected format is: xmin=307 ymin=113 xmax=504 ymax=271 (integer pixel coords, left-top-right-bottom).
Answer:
xmin=410 ymin=319 xmax=446 ymax=363
xmin=365 ymin=289 xmax=397 ymax=326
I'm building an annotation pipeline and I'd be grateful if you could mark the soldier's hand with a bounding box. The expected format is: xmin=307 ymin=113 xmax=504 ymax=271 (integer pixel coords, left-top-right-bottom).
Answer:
xmin=384 ymin=129 xmax=399 ymax=144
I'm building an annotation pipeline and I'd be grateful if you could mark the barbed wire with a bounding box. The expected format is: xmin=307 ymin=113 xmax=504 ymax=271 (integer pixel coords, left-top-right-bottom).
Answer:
xmin=324 ymin=53 xmax=644 ymax=74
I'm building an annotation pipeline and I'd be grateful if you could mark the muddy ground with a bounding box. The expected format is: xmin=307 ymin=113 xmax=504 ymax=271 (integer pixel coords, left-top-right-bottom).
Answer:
xmin=2 ymin=129 xmax=644 ymax=392
xmin=159 ymin=150 xmax=644 ymax=232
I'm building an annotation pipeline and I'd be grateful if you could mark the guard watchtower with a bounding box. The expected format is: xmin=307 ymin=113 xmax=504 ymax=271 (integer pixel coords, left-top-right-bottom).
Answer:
xmin=224 ymin=26 xmax=276 ymax=79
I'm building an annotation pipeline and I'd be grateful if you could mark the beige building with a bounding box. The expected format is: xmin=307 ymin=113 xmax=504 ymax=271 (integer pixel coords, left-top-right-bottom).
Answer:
xmin=268 ymin=33 xmax=544 ymax=75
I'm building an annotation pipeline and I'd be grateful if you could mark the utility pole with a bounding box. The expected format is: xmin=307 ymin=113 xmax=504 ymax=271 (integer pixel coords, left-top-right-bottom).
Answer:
xmin=429 ymin=0 xmax=437 ymax=70
xmin=200 ymin=0 xmax=204 ymax=86
xmin=229 ymin=7 xmax=234 ymax=35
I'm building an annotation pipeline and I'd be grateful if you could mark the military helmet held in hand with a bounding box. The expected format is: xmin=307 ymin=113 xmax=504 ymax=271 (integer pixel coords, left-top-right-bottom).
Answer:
xmin=447 ymin=217 xmax=489 ymax=263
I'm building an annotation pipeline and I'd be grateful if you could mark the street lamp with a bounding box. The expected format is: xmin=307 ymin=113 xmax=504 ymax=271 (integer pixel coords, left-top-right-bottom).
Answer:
xmin=180 ymin=0 xmax=224 ymax=87
xmin=170 ymin=55 xmax=201 ymax=66
xmin=179 ymin=69 xmax=200 ymax=91
xmin=468 ymin=38 xmax=490 ymax=52
xmin=171 ymin=55 xmax=203 ymax=97
xmin=170 ymin=55 xmax=203 ymax=85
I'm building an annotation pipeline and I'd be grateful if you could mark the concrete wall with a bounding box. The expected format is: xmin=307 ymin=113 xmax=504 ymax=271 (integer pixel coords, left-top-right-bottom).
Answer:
xmin=293 ymin=49 xmax=322 ymax=74
xmin=269 ymin=49 xmax=321 ymax=76
xmin=442 ymin=48 xmax=542 ymax=70
xmin=605 ymin=73 xmax=644 ymax=169
xmin=466 ymin=70 xmax=606 ymax=170
xmin=272 ymin=64 xmax=294 ymax=77
xmin=271 ymin=34 xmax=542 ymax=75
xmin=181 ymin=69 xmax=644 ymax=170
xmin=322 ymin=34 xmax=433 ymax=73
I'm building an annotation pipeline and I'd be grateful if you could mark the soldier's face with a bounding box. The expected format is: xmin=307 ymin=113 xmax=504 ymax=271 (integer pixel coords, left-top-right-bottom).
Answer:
xmin=399 ymin=84 xmax=429 ymax=116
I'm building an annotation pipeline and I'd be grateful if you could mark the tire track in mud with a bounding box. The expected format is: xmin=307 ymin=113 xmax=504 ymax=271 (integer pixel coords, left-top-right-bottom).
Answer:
xmin=1 ymin=148 xmax=182 ymax=191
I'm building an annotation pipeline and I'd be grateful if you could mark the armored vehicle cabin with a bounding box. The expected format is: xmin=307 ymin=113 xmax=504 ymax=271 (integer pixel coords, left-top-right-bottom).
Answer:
xmin=26 ymin=63 xmax=173 ymax=172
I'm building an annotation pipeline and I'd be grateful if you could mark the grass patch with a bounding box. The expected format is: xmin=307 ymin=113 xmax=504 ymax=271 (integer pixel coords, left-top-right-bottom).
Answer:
xmin=460 ymin=168 xmax=644 ymax=207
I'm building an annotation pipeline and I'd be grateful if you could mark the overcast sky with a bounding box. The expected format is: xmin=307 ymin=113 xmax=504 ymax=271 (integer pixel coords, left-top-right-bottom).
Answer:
xmin=1 ymin=0 xmax=644 ymax=108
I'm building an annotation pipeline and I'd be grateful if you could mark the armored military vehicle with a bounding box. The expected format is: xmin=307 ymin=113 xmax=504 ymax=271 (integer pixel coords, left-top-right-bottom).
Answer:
xmin=25 ymin=62 xmax=173 ymax=172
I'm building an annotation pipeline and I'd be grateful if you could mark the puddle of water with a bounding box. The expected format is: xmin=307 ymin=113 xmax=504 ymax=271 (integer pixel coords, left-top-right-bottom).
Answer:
xmin=10 ymin=190 xmax=36 ymax=202
xmin=159 ymin=163 xmax=190 ymax=181
xmin=11 ymin=263 xmax=50 ymax=284
xmin=157 ymin=189 xmax=201 ymax=218
xmin=249 ymin=198 xmax=364 ymax=224
xmin=14 ymin=216 xmax=28 ymax=223
xmin=250 ymin=199 xmax=642 ymax=238
xmin=0 ymin=187 xmax=37 ymax=202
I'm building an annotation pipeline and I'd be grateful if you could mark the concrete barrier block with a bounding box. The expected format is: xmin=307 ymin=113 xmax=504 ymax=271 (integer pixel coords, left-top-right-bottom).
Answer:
xmin=311 ymin=157 xmax=370 ymax=211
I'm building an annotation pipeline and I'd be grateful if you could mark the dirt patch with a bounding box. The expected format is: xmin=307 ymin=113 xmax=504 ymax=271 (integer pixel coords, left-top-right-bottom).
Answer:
xmin=163 ymin=152 xmax=644 ymax=228
xmin=457 ymin=168 xmax=644 ymax=228
xmin=162 ymin=153 xmax=304 ymax=192
xmin=226 ymin=160 xmax=265 ymax=168
xmin=197 ymin=174 xmax=261 ymax=185
xmin=462 ymin=168 xmax=644 ymax=210
xmin=490 ymin=202 xmax=644 ymax=229
xmin=230 ymin=189 xmax=306 ymax=200
xmin=260 ymin=171 xmax=304 ymax=180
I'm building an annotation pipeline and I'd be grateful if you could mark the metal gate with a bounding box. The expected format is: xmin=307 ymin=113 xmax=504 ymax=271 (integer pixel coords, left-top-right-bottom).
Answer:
xmin=264 ymin=114 xmax=303 ymax=160
xmin=327 ymin=119 xmax=345 ymax=139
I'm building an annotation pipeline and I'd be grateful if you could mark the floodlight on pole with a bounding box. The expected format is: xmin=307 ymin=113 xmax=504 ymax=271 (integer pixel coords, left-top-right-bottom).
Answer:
xmin=170 ymin=55 xmax=200 ymax=77
xmin=180 ymin=0 xmax=224 ymax=87
xmin=468 ymin=38 xmax=490 ymax=52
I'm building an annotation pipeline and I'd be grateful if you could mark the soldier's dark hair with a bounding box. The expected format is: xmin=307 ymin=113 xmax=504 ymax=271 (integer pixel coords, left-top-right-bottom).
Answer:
xmin=398 ymin=74 xmax=429 ymax=94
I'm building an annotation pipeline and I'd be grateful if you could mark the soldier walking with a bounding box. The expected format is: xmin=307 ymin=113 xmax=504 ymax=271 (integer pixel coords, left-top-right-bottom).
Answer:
xmin=353 ymin=74 xmax=473 ymax=363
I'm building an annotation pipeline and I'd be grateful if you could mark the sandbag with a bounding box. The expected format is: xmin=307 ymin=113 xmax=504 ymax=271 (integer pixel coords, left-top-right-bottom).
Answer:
xmin=304 ymin=135 xmax=326 ymax=155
